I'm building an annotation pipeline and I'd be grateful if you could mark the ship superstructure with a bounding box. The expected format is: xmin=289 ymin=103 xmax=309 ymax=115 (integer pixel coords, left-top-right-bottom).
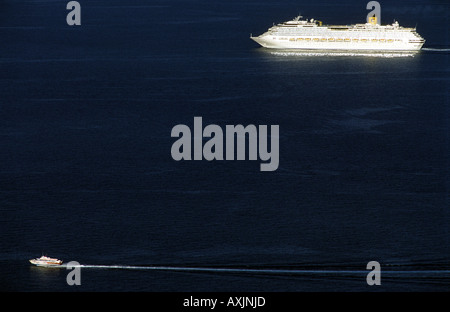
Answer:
xmin=251 ymin=16 xmax=425 ymax=51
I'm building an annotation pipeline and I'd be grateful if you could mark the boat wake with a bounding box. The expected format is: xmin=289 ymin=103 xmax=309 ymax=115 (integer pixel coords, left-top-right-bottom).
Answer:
xmin=422 ymin=47 xmax=450 ymax=52
xmin=61 ymin=263 xmax=450 ymax=278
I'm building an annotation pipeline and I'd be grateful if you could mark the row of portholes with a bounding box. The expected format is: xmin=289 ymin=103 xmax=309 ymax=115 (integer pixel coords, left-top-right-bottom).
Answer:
xmin=282 ymin=38 xmax=397 ymax=43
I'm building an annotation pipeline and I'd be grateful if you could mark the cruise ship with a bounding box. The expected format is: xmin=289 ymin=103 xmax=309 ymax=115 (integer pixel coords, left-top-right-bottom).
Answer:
xmin=251 ymin=15 xmax=425 ymax=51
xmin=29 ymin=255 xmax=63 ymax=267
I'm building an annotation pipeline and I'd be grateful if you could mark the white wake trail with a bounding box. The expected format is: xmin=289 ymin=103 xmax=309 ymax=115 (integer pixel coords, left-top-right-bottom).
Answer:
xmin=62 ymin=264 xmax=450 ymax=276
xmin=422 ymin=48 xmax=450 ymax=52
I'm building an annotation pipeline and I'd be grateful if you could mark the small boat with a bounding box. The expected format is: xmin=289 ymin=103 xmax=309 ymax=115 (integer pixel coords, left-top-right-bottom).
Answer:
xmin=29 ymin=255 xmax=63 ymax=267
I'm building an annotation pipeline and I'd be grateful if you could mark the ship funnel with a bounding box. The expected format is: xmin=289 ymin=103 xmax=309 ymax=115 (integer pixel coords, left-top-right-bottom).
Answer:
xmin=366 ymin=1 xmax=381 ymax=25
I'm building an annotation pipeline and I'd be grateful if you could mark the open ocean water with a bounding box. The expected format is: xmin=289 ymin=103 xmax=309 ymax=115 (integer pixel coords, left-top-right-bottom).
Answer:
xmin=0 ymin=0 xmax=449 ymax=293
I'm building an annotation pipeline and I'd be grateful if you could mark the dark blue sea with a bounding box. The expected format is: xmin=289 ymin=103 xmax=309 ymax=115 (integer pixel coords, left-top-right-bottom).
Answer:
xmin=0 ymin=0 xmax=449 ymax=293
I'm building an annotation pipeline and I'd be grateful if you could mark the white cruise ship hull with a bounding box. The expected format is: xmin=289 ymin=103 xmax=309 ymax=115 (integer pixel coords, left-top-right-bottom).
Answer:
xmin=251 ymin=35 xmax=424 ymax=51
xmin=251 ymin=16 xmax=425 ymax=52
